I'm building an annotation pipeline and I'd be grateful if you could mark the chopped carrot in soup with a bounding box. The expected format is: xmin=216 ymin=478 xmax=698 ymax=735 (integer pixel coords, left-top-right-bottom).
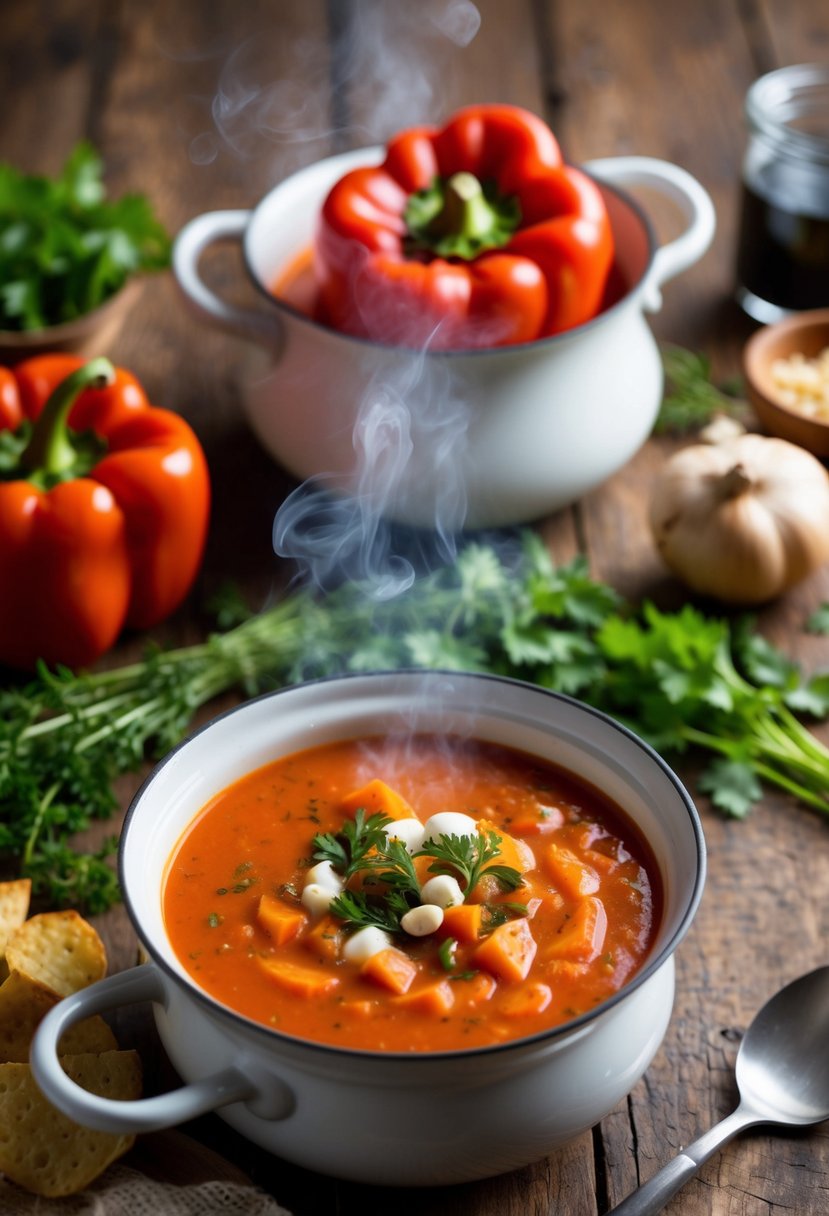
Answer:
xmin=163 ymin=734 xmax=659 ymax=1052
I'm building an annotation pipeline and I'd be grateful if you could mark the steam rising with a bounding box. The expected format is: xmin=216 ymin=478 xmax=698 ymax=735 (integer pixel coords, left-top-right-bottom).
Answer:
xmin=190 ymin=0 xmax=481 ymax=175
xmin=331 ymin=0 xmax=482 ymax=140
xmin=197 ymin=0 xmax=485 ymax=594
xmin=273 ymin=349 xmax=471 ymax=595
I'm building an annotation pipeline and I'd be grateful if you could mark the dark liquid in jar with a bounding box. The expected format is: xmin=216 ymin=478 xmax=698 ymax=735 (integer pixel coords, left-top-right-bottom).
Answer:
xmin=736 ymin=165 xmax=829 ymax=311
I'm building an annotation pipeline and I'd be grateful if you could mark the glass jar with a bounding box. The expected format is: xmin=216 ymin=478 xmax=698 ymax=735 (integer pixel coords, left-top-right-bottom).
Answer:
xmin=735 ymin=63 xmax=829 ymax=322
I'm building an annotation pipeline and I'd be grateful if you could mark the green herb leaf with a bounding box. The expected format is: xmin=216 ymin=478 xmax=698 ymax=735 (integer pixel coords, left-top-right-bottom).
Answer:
xmin=328 ymin=889 xmax=402 ymax=934
xmin=312 ymin=810 xmax=392 ymax=879
xmin=653 ymin=345 xmax=748 ymax=435
xmin=416 ymin=830 xmax=523 ymax=896
xmin=697 ymin=757 xmax=763 ymax=819
xmin=0 ymin=141 xmax=170 ymax=331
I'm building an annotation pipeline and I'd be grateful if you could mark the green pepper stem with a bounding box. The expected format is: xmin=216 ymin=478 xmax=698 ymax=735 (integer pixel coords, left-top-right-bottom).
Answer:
xmin=21 ymin=357 xmax=115 ymax=478
xmin=428 ymin=172 xmax=500 ymax=242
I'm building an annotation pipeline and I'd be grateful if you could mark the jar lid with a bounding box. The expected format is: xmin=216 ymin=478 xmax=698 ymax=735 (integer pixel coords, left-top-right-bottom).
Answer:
xmin=746 ymin=63 xmax=829 ymax=165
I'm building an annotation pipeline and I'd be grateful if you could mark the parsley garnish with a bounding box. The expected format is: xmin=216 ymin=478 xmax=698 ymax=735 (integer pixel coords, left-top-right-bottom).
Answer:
xmin=416 ymin=830 xmax=523 ymax=896
xmin=312 ymin=810 xmax=393 ymax=880
xmin=328 ymin=889 xmax=405 ymax=934
xmin=653 ymin=346 xmax=748 ymax=435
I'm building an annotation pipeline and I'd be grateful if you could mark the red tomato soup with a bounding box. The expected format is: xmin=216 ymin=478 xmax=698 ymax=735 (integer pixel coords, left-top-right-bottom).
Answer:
xmin=163 ymin=735 xmax=661 ymax=1052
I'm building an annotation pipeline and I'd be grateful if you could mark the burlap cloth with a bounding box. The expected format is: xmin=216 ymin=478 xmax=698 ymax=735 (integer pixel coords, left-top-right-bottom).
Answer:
xmin=0 ymin=1133 xmax=293 ymax=1215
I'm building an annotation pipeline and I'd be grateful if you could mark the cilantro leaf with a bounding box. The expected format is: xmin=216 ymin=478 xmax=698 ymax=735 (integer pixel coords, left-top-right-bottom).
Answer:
xmin=328 ymin=889 xmax=403 ymax=934
xmin=698 ymin=757 xmax=763 ymax=818
xmin=785 ymin=674 xmax=829 ymax=718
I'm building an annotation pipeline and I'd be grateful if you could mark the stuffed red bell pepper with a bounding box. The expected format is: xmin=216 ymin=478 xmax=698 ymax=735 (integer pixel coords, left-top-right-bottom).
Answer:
xmin=314 ymin=104 xmax=615 ymax=350
xmin=0 ymin=354 xmax=210 ymax=671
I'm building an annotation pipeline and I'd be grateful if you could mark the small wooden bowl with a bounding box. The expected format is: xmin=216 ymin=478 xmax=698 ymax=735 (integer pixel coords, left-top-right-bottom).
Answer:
xmin=743 ymin=308 xmax=829 ymax=456
xmin=0 ymin=280 xmax=142 ymax=365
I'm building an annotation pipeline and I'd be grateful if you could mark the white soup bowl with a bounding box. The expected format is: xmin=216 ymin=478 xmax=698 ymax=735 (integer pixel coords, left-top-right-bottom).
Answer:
xmin=32 ymin=672 xmax=705 ymax=1186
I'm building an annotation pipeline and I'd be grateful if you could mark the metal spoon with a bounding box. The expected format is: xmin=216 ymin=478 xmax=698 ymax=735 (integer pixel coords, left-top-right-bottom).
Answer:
xmin=609 ymin=965 xmax=829 ymax=1214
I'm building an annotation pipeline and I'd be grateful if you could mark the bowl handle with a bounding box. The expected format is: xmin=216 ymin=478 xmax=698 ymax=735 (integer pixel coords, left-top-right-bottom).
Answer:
xmin=173 ymin=210 xmax=286 ymax=349
xmin=30 ymin=964 xmax=293 ymax=1134
xmin=583 ymin=156 xmax=716 ymax=312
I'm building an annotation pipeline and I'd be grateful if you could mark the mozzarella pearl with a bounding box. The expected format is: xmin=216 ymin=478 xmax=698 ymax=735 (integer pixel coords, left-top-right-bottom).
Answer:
xmin=304 ymin=860 xmax=345 ymax=892
xmin=420 ymin=874 xmax=465 ymax=909
xmin=400 ymin=904 xmax=445 ymax=937
xmin=386 ymin=817 xmax=426 ymax=853
xmin=343 ymin=926 xmax=393 ymax=964
xmin=422 ymin=811 xmax=478 ymax=843
xmin=301 ymin=883 xmax=338 ymax=917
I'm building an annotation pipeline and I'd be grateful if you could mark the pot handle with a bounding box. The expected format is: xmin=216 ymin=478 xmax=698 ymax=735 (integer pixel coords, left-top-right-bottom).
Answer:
xmin=173 ymin=210 xmax=286 ymax=349
xmin=583 ymin=156 xmax=716 ymax=313
xmin=30 ymin=964 xmax=293 ymax=1135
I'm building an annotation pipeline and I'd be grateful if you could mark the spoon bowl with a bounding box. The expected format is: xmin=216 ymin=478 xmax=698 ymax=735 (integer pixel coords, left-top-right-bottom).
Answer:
xmin=610 ymin=965 xmax=829 ymax=1214
xmin=737 ymin=965 xmax=829 ymax=1125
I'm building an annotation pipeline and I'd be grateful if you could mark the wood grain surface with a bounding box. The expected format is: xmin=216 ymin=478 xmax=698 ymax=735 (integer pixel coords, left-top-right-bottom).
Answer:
xmin=2 ymin=2 xmax=829 ymax=1213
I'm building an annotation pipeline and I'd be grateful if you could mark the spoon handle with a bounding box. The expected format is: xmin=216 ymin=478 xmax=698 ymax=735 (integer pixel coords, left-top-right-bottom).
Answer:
xmin=607 ymin=1107 xmax=761 ymax=1215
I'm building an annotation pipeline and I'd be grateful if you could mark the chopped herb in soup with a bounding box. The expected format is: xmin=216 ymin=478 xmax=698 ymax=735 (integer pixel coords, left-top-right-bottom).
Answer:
xmin=163 ymin=735 xmax=660 ymax=1052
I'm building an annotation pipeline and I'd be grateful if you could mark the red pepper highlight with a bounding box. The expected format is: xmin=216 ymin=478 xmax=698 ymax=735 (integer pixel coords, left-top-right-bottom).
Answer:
xmin=0 ymin=354 xmax=210 ymax=671
xmin=314 ymin=104 xmax=615 ymax=350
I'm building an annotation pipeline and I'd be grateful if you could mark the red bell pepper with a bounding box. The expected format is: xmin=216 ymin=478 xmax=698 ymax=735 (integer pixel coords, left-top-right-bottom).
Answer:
xmin=0 ymin=354 xmax=210 ymax=671
xmin=314 ymin=104 xmax=614 ymax=350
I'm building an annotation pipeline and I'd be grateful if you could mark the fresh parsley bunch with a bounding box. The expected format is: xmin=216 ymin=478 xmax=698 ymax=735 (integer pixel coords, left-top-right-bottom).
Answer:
xmin=0 ymin=141 xmax=170 ymax=331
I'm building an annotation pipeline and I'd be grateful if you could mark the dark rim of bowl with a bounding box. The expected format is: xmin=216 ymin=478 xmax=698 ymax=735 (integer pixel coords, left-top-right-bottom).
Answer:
xmin=120 ymin=669 xmax=706 ymax=1064
xmin=241 ymin=160 xmax=658 ymax=358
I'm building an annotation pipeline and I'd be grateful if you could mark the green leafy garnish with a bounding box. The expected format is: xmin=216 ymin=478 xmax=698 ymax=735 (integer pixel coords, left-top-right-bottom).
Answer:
xmin=416 ymin=831 xmax=523 ymax=896
xmin=0 ymin=141 xmax=170 ymax=331
xmin=309 ymin=819 xmax=520 ymax=939
xmin=328 ymin=889 xmax=405 ymax=934
xmin=312 ymin=810 xmax=393 ymax=880
xmin=653 ymin=345 xmax=749 ymax=435
xmin=361 ymin=837 xmax=422 ymax=901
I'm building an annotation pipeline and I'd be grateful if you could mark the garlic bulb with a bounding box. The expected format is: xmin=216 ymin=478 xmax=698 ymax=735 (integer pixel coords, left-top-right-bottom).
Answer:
xmin=649 ymin=433 xmax=829 ymax=604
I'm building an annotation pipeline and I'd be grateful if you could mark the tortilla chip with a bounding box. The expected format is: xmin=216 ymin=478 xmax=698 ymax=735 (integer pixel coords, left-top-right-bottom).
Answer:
xmin=0 ymin=880 xmax=31 ymax=977
xmin=0 ymin=1051 xmax=141 ymax=1197
xmin=5 ymin=911 xmax=107 ymax=997
xmin=0 ymin=970 xmax=117 ymax=1063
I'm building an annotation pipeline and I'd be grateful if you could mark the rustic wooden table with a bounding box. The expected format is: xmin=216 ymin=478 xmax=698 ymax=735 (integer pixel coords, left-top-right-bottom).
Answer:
xmin=3 ymin=1 xmax=829 ymax=1213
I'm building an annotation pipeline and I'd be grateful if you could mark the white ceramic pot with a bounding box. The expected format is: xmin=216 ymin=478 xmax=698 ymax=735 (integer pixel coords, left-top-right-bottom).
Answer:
xmin=32 ymin=672 xmax=705 ymax=1186
xmin=173 ymin=152 xmax=715 ymax=530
